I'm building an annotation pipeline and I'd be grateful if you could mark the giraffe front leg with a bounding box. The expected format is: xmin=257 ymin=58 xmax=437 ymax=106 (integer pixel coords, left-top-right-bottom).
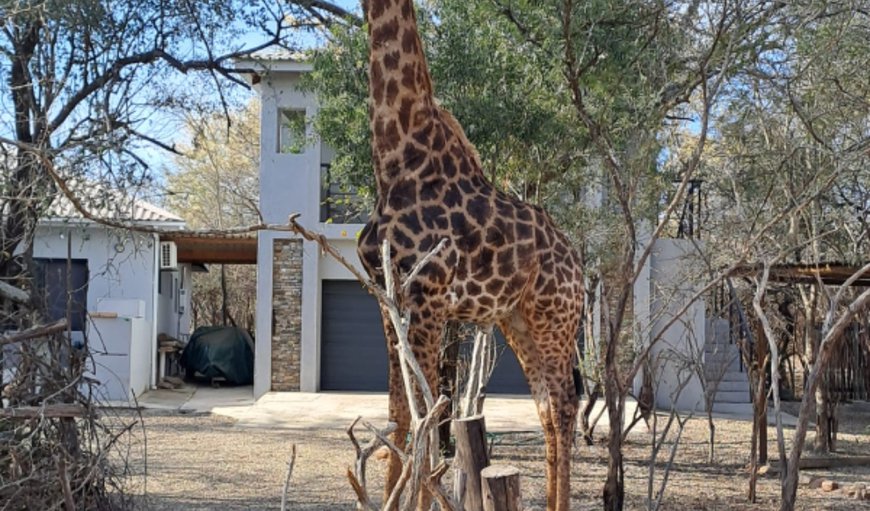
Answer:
xmin=381 ymin=310 xmax=410 ymax=510
xmin=381 ymin=305 xmax=443 ymax=510
xmin=406 ymin=318 xmax=442 ymax=511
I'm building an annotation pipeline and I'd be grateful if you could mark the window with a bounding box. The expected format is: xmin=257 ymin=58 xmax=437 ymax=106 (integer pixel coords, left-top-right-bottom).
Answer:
xmin=33 ymin=259 xmax=89 ymax=331
xmin=278 ymin=108 xmax=306 ymax=154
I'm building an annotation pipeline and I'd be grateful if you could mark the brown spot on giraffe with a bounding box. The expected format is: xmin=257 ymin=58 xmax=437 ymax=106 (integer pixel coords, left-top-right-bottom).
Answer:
xmin=361 ymin=1 xmax=584 ymax=510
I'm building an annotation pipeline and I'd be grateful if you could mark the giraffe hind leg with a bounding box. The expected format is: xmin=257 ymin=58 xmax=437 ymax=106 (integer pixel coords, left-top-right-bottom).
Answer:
xmin=499 ymin=314 xmax=579 ymax=511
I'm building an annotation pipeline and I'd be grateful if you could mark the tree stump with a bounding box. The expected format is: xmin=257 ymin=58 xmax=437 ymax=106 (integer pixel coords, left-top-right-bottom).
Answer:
xmin=481 ymin=465 xmax=522 ymax=511
xmin=454 ymin=415 xmax=489 ymax=511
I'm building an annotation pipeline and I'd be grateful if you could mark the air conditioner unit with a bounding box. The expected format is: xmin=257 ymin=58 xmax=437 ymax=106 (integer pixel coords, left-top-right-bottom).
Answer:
xmin=159 ymin=241 xmax=178 ymax=270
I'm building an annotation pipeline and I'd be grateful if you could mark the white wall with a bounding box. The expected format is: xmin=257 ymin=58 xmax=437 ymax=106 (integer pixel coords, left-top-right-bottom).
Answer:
xmin=258 ymin=72 xmax=321 ymax=226
xmin=645 ymin=239 xmax=707 ymax=412
xmin=33 ymin=225 xmax=157 ymax=325
xmin=254 ymin=231 xmax=277 ymax=397
xmin=88 ymin=315 xmax=149 ymax=402
xmin=33 ymin=224 xmax=159 ymax=399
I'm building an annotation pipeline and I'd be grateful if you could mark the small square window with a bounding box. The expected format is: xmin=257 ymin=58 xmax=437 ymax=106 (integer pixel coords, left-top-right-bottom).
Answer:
xmin=278 ymin=109 xmax=306 ymax=154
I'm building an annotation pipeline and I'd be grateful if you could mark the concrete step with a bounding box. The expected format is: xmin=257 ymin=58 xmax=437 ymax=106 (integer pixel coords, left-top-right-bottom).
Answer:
xmin=714 ymin=389 xmax=751 ymax=403
xmin=706 ymin=370 xmax=748 ymax=383
xmin=708 ymin=379 xmax=750 ymax=392
xmin=705 ymin=359 xmax=742 ymax=374
xmin=705 ymin=342 xmax=741 ymax=354
xmin=711 ymin=402 xmax=753 ymax=415
xmin=705 ymin=352 xmax=740 ymax=365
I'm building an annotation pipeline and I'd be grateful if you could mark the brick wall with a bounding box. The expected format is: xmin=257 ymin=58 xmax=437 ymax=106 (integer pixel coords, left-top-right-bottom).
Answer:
xmin=271 ymin=238 xmax=303 ymax=391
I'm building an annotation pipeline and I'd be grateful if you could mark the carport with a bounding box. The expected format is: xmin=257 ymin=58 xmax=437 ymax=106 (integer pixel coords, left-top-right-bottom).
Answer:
xmin=157 ymin=231 xmax=258 ymax=390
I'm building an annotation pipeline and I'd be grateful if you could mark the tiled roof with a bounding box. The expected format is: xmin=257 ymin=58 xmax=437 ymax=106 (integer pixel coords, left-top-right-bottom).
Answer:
xmin=45 ymin=181 xmax=184 ymax=223
xmin=241 ymin=47 xmax=309 ymax=62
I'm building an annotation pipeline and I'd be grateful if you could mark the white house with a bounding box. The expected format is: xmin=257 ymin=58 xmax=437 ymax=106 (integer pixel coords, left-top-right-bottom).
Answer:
xmin=29 ymin=191 xmax=196 ymax=402
xmin=237 ymin=50 xmax=529 ymax=398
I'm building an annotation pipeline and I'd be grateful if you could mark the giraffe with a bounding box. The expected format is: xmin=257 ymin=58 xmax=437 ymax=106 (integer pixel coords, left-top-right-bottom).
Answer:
xmin=356 ymin=0 xmax=584 ymax=509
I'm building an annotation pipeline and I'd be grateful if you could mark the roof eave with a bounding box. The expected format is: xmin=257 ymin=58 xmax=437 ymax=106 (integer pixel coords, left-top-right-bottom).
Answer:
xmin=234 ymin=58 xmax=313 ymax=85
xmin=39 ymin=218 xmax=187 ymax=229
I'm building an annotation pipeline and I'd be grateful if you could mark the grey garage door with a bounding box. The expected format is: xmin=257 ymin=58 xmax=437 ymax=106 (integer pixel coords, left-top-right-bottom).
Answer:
xmin=320 ymin=280 xmax=529 ymax=394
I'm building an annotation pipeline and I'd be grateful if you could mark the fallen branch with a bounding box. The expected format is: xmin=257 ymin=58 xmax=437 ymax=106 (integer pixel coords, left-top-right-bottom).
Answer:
xmin=0 ymin=319 xmax=68 ymax=346
xmin=0 ymin=281 xmax=29 ymax=304
xmin=347 ymin=417 xmax=398 ymax=510
xmin=0 ymin=404 xmax=88 ymax=419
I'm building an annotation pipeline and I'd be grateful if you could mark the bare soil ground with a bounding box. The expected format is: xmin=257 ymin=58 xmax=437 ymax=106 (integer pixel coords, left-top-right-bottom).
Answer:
xmin=122 ymin=401 xmax=870 ymax=510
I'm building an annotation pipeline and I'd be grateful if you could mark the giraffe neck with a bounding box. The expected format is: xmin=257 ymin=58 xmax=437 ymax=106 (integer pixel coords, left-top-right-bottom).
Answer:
xmin=366 ymin=0 xmax=437 ymax=192
xmin=366 ymin=0 xmax=433 ymax=105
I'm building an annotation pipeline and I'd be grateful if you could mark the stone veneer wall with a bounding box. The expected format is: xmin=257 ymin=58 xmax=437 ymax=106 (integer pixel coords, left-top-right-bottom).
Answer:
xmin=271 ymin=238 xmax=303 ymax=391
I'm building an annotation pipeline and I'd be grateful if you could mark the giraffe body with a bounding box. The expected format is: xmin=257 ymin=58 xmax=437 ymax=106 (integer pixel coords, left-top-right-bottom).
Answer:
xmin=358 ymin=1 xmax=584 ymax=509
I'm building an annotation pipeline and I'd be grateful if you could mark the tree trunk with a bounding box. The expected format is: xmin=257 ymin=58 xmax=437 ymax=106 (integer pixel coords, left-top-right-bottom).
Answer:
xmin=603 ymin=390 xmax=625 ymax=511
xmin=481 ymin=465 xmax=522 ymax=511
xmin=454 ymin=415 xmax=489 ymax=511
xmin=578 ymin=383 xmax=600 ymax=445
xmin=753 ymin=318 xmax=770 ymax=464
xmin=815 ymin=377 xmax=831 ymax=453
xmin=706 ymin=411 xmax=716 ymax=464
xmin=748 ymin=402 xmax=758 ymax=503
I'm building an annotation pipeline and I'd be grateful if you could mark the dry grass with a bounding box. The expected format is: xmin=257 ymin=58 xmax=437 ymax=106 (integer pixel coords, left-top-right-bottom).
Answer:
xmin=122 ymin=402 xmax=870 ymax=510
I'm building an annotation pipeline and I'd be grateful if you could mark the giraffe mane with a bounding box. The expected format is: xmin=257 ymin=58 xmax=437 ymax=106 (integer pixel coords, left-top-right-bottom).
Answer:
xmin=435 ymin=103 xmax=484 ymax=171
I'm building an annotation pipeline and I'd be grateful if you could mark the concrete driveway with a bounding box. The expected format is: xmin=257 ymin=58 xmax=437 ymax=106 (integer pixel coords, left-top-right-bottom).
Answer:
xmin=139 ymin=385 xmax=554 ymax=431
xmin=138 ymin=384 xmax=794 ymax=432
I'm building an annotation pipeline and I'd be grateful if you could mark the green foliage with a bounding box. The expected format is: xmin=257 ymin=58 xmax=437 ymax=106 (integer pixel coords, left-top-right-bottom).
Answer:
xmin=302 ymin=0 xmax=592 ymax=218
xmin=166 ymin=100 xmax=260 ymax=332
xmin=303 ymin=0 xmax=868 ymax=273
xmin=303 ymin=22 xmax=373 ymax=202
xmin=703 ymin=3 xmax=870 ymax=265
xmin=166 ymin=100 xmax=260 ymax=229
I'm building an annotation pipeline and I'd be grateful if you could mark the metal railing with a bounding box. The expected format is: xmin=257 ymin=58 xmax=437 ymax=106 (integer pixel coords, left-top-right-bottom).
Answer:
xmin=675 ymin=179 xmax=704 ymax=239
xmin=319 ymin=164 xmax=369 ymax=224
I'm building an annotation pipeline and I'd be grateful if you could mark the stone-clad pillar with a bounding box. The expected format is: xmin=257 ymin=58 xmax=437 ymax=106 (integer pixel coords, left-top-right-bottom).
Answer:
xmin=271 ymin=239 xmax=303 ymax=391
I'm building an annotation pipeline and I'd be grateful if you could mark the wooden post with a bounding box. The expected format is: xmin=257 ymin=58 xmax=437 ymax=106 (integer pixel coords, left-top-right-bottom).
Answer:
xmin=481 ymin=465 xmax=522 ymax=511
xmin=454 ymin=415 xmax=489 ymax=511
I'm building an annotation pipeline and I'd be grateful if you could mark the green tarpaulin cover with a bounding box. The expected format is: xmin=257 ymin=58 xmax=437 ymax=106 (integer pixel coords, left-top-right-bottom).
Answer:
xmin=180 ymin=326 xmax=254 ymax=385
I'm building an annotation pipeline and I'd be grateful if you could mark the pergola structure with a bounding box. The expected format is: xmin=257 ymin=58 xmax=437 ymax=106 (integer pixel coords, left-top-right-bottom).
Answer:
xmin=160 ymin=232 xmax=257 ymax=265
xmin=736 ymin=261 xmax=870 ymax=287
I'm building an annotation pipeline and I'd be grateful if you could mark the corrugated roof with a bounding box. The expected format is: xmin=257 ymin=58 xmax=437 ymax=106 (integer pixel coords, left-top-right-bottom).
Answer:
xmin=45 ymin=181 xmax=184 ymax=223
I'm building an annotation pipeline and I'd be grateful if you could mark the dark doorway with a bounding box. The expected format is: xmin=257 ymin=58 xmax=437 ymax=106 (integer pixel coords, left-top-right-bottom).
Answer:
xmin=33 ymin=259 xmax=89 ymax=331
